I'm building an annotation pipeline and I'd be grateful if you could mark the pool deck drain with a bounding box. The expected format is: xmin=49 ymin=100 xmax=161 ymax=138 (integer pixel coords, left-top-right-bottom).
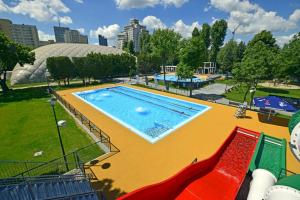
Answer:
xmin=57 ymin=83 xmax=300 ymax=196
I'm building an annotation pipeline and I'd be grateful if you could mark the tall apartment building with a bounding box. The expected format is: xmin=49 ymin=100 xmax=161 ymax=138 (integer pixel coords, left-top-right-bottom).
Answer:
xmin=54 ymin=27 xmax=88 ymax=44
xmin=98 ymin=34 xmax=108 ymax=46
xmin=0 ymin=19 xmax=39 ymax=48
xmin=64 ymin=30 xmax=80 ymax=43
xmin=116 ymin=19 xmax=148 ymax=52
xmin=54 ymin=26 xmax=70 ymax=43
xmin=79 ymin=35 xmax=88 ymax=44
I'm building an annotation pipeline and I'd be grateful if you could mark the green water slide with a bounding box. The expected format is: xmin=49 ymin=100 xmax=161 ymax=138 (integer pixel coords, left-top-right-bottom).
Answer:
xmin=249 ymin=133 xmax=286 ymax=178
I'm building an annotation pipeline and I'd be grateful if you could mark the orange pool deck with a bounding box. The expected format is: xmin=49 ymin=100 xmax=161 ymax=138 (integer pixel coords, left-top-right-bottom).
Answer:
xmin=57 ymin=84 xmax=300 ymax=194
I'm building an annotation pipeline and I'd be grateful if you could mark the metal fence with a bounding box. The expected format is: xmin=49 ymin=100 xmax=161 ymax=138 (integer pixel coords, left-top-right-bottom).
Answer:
xmin=123 ymin=80 xmax=191 ymax=97
xmin=50 ymin=88 xmax=120 ymax=153
xmin=0 ymin=140 xmax=105 ymax=179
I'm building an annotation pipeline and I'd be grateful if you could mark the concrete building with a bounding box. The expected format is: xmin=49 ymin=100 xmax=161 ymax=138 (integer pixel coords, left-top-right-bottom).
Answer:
xmin=116 ymin=32 xmax=127 ymax=50
xmin=64 ymin=29 xmax=80 ymax=43
xmin=116 ymin=19 xmax=148 ymax=52
xmin=0 ymin=19 xmax=13 ymax=39
xmin=79 ymin=35 xmax=88 ymax=44
xmin=55 ymin=28 xmax=88 ymax=44
xmin=98 ymin=34 xmax=108 ymax=46
xmin=12 ymin=24 xmax=39 ymax=48
xmin=54 ymin=26 xmax=69 ymax=43
xmin=0 ymin=19 xmax=39 ymax=48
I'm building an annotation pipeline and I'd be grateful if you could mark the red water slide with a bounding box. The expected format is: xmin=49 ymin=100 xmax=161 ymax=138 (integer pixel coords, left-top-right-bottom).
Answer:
xmin=118 ymin=127 xmax=260 ymax=200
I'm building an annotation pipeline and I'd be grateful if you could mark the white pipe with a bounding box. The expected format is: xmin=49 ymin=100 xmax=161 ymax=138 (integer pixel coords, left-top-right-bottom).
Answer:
xmin=247 ymin=169 xmax=277 ymax=200
xmin=264 ymin=185 xmax=300 ymax=200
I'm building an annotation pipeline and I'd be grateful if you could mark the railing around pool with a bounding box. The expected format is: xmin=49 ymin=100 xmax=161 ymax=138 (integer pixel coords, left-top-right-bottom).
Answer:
xmin=50 ymin=88 xmax=120 ymax=154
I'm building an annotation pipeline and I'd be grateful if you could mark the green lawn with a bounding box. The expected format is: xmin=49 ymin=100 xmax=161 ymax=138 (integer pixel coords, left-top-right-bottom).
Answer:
xmin=225 ymin=85 xmax=300 ymax=103
xmin=0 ymin=86 xmax=104 ymax=162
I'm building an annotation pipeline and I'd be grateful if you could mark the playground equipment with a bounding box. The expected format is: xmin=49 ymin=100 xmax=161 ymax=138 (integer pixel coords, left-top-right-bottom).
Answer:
xmin=249 ymin=134 xmax=286 ymax=178
xmin=118 ymin=127 xmax=260 ymax=200
xmin=119 ymin=113 xmax=300 ymax=200
xmin=289 ymin=110 xmax=300 ymax=161
xmin=247 ymin=169 xmax=277 ymax=200
xmin=264 ymin=174 xmax=300 ymax=200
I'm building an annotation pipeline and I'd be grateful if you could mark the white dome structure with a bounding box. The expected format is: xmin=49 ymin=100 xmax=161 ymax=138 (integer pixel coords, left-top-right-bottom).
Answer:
xmin=10 ymin=43 xmax=124 ymax=85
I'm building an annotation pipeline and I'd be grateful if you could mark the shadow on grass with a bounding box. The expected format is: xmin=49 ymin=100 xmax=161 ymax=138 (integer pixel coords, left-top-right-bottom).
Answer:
xmin=257 ymin=113 xmax=289 ymax=127
xmin=257 ymin=87 xmax=289 ymax=94
xmin=92 ymin=178 xmax=127 ymax=200
xmin=0 ymin=86 xmax=51 ymax=103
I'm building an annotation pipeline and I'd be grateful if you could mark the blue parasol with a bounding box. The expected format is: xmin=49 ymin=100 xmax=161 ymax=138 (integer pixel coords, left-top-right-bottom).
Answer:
xmin=253 ymin=96 xmax=297 ymax=112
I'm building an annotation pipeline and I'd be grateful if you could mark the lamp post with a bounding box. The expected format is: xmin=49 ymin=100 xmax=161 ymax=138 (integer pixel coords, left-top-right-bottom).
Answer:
xmin=50 ymin=97 xmax=69 ymax=171
xmin=249 ymin=88 xmax=256 ymax=109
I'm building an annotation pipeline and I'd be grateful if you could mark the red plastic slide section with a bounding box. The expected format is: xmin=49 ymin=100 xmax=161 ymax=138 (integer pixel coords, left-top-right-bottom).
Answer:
xmin=118 ymin=127 xmax=260 ymax=200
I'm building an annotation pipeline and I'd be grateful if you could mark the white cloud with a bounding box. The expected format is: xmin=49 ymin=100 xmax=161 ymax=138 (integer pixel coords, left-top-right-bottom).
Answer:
xmin=90 ymin=24 xmax=120 ymax=46
xmin=210 ymin=0 xmax=299 ymax=35
xmin=172 ymin=20 xmax=201 ymax=38
xmin=38 ymin=30 xmax=55 ymax=41
xmin=56 ymin=16 xmax=73 ymax=25
xmin=142 ymin=16 xmax=166 ymax=30
xmin=0 ymin=0 xmax=72 ymax=24
xmin=204 ymin=6 xmax=211 ymax=12
xmin=289 ymin=9 xmax=300 ymax=22
xmin=74 ymin=0 xmax=83 ymax=3
xmin=0 ymin=0 xmax=8 ymax=11
xmin=115 ymin=0 xmax=189 ymax=9
xmin=275 ymin=33 xmax=295 ymax=47
xmin=77 ymin=28 xmax=85 ymax=34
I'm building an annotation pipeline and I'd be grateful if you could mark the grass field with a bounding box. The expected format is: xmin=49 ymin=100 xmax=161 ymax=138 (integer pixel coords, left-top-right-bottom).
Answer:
xmin=224 ymin=85 xmax=300 ymax=103
xmin=0 ymin=86 xmax=104 ymax=162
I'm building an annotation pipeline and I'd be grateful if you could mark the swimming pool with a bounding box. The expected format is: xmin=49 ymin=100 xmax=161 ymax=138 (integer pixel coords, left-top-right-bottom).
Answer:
xmin=74 ymin=86 xmax=210 ymax=143
xmin=154 ymin=75 xmax=204 ymax=83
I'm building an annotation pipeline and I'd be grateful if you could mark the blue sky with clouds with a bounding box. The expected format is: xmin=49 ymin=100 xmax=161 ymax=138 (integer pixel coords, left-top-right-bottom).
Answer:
xmin=0 ymin=0 xmax=299 ymax=46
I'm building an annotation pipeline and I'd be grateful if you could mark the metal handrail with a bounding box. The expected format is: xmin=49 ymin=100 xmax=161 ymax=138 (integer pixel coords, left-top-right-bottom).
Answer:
xmin=0 ymin=174 xmax=95 ymax=200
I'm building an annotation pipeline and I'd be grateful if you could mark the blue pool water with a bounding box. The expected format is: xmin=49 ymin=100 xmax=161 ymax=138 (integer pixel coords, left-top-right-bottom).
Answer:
xmin=154 ymin=75 xmax=204 ymax=83
xmin=74 ymin=86 xmax=210 ymax=143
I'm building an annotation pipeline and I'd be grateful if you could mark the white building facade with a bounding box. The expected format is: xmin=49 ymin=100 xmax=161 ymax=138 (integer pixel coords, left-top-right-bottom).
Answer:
xmin=117 ymin=19 xmax=148 ymax=52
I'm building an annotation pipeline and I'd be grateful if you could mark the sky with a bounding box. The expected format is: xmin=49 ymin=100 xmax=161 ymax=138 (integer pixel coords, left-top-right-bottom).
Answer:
xmin=0 ymin=0 xmax=299 ymax=47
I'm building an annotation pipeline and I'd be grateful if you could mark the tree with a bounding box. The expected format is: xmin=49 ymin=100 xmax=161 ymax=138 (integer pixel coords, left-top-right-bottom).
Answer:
xmin=151 ymin=29 xmax=181 ymax=90
xmin=232 ymin=41 xmax=277 ymax=103
xmin=139 ymin=31 xmax=152 ymax=54
xmin=46 ymin=57 xmax=75 ymax=85
xmin=72 ymin=57 xmax=89 ymax=85
xmin=199 ymin=23 xmax=211 ymax=61
xmin=137 ymin=54 xmax=161 ymax=85
xmin=177 ymin=37 xmax=206 ymax=96
xmin=217 ymin=40 xmax=240 ymax=73
xmin=192 ymin=27 xmax=200 ymax=38
xmin=236 ymin=41 xmax=246 ymax=62
xmin=0 ymin=33 xmax=35 ymax=93
xmin=210 ymin=20 xmax=227 ymax=62
xmin=122 ymin=41 xmax=128 ymax=52
xmin=128 ymin=40 xmax=135 ymax=54
xmin=248 ymin=30 xmax=278 ymax=49
xmin=274 ymin=32 xmax=300 ymax=83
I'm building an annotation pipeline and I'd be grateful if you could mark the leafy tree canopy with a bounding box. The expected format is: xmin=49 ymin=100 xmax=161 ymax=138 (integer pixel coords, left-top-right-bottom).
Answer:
xmin=217 ymin=40 xmax=245 ymax=73
xmin=151 ymin=29 xmax=181 ymax=65
xmin=210 ymin=19 xmax=227 ymax=62
xmin=200 ymin=23 xmax=211 ymax=50
xmin=192 ymin=27 xmax=200 ymax=38
xmin=0 ymin=33 xmax=35 ymax=93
